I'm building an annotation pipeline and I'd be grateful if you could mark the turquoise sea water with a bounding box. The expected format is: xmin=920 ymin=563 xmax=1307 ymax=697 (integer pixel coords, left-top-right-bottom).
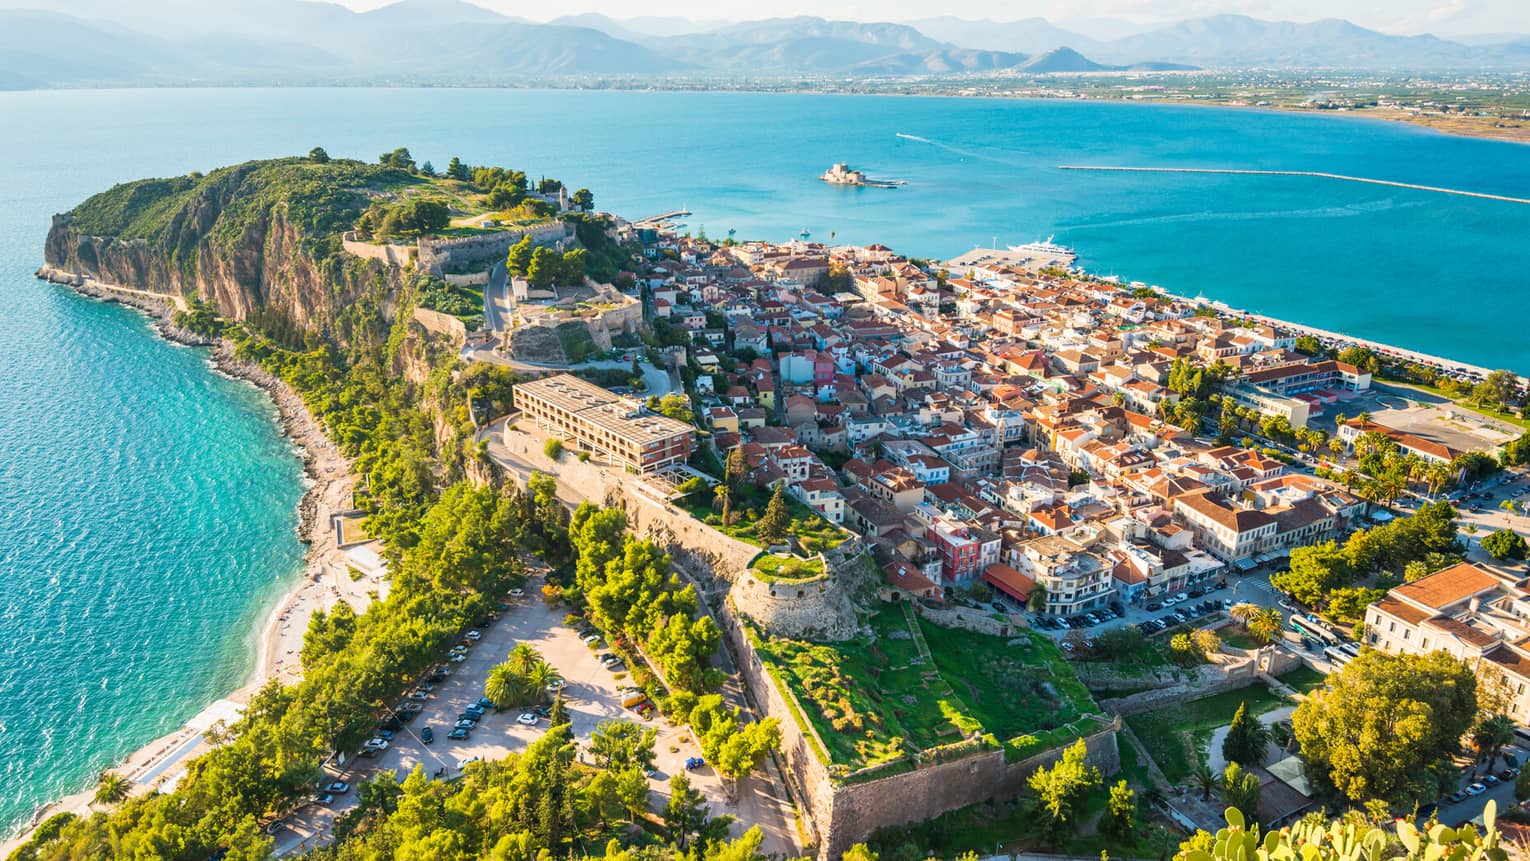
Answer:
xmin=2 ymin=87 xmax=1529 ymax=833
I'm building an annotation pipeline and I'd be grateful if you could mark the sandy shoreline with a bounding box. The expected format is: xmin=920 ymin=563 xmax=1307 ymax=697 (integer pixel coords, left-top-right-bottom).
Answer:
xmin=4 ymin=268 xmax=377 ymax=853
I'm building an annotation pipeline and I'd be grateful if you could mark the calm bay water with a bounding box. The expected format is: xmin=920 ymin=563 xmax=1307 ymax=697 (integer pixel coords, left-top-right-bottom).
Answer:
xmin=1 ymin=87 xmax=1529 ymax=832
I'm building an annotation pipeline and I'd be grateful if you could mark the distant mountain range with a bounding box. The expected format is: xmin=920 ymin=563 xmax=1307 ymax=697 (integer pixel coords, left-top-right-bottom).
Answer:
xmin=1 ymin=0 xmax=1528 ymax=89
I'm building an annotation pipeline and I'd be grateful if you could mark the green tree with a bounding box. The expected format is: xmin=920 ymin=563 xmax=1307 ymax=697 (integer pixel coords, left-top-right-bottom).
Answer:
xmin=757 ymin=484 xmax=790 ymax=545
xmin=724 ymin=446 xmax=748 ymax=488
xmin=1473 ymin=714 xmax=1517 ymax=773
xmin=572 ymin=188 xmax=594 ymax=211
xmin=1105 ymin=779 xmax=1137 ymax=838
xmin=544 ymin=438 xmax=564 ymax=461
xmin=615 ymin=766 xmax=650 ymax=824
xmin=1222 ymin=701 xmax=1272 ymax=767
xmin=1026 ymin=738 xmax=1101 ymax=839
xmin=1336 ymin=346 xmax=1380 ymax=373
xmin=378 ymin=147 xmax=415 ymax=171
xmin=446 ymin=156 xmax=468 ymax=180
xmin=1189 ymin=763 xmax=1221 ymax=801
xmin=1220 ymin=762 xmax=1261 ymax=825
xmin=663 ymin=773 xmax=709 ymax=849
xmin=1292 ymin=649 xmax=1478 ymax=804
xmin=308 ymin=146 xmax=330 ymax=163
xmin=1482 ymin=529 xmax=1528 ymax=561
xmin=589 ymin=720 xmax=657 ymax=773
xmin=842 ymin=846 xmax=879 ymax=861
xmin=93 ymin=771 xmax=130 ymax=806
xmin=506 ymin=235 xmax=533 ymax=276
xmin=1270 ymin=540 xmax=1353 ymax=606
xmin=528 ymin=246 xmax=560 ymax=287
xmin=1246 ymin=608 xmax=1283 ymax=644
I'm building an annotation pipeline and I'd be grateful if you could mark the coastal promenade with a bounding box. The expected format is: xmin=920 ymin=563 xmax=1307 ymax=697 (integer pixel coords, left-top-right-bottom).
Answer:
xmin=1058 ymin=165 xmax=1530 ymax=206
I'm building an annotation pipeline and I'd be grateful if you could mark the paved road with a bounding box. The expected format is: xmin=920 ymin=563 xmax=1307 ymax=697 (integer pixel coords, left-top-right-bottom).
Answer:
xmin=1436 ymin=747 xmax=1527 ymax=828
xmin=483 ymin=260 xmax=509 ymax=332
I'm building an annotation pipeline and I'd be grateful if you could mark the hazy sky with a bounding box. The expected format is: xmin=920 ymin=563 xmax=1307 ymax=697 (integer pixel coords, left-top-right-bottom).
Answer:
xmin=422 ymin=0 xmax=1528 ymax=36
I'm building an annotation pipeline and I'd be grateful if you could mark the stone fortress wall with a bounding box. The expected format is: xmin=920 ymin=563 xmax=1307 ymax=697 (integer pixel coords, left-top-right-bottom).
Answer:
xmin=499 ymin=429 xmax=1121 ymax=861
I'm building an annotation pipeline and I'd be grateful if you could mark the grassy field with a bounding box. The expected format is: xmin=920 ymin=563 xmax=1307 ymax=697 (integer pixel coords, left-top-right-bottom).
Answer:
xmin=1124 ymin=684 xmax=1291 ymax=783
xmin=756 ymin=605 xmax=1101 ymax=772
xmin=1275 ymin=664 xmax=1330 ymax=693
xmin=752 ymin=553 xmax=826 ymax=581
xmin=679 ymin=485 xmax=844 ymax=553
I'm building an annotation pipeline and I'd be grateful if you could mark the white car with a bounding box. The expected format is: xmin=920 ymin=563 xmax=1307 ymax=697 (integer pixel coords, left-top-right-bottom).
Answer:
xmin=363 ymin=738 xmax=389 ymax=752
xmin=465 ymin=630 xmax=481 ymax=641
xmin=517 ymin=712 xmax=539 ymax=726
xmin=449 ymin=653 xmax=467 ymax=663
xmin=456 ymin=756 xmax=481 ymax=771
xmin=509 ymin=588 xmax=525 ymax=598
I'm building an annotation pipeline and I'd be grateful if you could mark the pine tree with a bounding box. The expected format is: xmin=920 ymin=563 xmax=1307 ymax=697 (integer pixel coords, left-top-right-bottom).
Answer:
xmin=549 ymin=691 xmax=569 ymax=728
xmin=757 ymin=484 xmax=790 ymax=544
xmin=724 ymin=447 xmax=747 ymax=489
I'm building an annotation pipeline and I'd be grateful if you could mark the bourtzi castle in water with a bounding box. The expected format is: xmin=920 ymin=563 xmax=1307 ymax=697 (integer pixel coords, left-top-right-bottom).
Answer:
xmin=819 ymin=163 xmax=904 ymax=188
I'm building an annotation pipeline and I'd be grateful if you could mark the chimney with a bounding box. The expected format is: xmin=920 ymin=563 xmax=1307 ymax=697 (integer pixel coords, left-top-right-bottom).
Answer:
xmin=1469 ymin=596 xmax=1482 ymax=614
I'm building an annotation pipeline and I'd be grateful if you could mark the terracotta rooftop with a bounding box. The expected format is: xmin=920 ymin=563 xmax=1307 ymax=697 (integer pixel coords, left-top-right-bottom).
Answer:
xmin=1393 ymin=562 xmax=1500 ymax=611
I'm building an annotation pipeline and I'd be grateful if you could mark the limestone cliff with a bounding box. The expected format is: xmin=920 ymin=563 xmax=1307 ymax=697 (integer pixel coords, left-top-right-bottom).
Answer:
xmin=43 ymin=157 xmax=418 ymax=343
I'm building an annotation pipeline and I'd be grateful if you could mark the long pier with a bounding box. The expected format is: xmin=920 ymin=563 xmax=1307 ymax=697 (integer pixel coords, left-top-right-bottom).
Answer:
xmin=634 ymin=209 xmax=692 ymax=227
xmin=1057 ymin=165 xmax=1530 ymax=206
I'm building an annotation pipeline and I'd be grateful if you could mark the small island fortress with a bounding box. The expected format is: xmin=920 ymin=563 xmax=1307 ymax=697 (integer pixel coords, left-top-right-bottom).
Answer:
xmin=819 ymin=162 xmax=904 ymax=188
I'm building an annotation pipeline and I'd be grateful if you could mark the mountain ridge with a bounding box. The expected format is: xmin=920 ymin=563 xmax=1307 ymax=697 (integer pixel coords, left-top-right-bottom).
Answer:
xmin=3 ymin=2 xmax=1529 ymax=89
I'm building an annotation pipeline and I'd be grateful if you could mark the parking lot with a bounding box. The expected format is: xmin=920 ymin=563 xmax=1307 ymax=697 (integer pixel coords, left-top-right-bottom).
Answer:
xmin=270 ymin=575 xmax=785 ymax=856
xmin=1022 ymin=570 xmax=1286 ymax=643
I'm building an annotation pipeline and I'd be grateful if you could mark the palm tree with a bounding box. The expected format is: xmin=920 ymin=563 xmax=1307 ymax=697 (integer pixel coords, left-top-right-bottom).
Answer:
xmin=1329 ymin=437 xmax=1346 ymax=463
xmin=1247 ymin=608 xmax=1284 ymax=644
xmin=1189 ymin=763 xmax=1221 ymax=802
xmin=1229 ymin=602 xmax=1260 ymax=625
xmin=1426 ymin=462 xmax=1452 ymax=498
xmin=1026 ymin=583 xmax=1048 ymax=614
xmin=525 ymin=661 xmax=561 ymax=698
xmin=485 ymin=662 xmax=518 ymax=709
xmin=1501 ymin=499 xmax=1518 ymax=525
xmin=507 ymin=642 xmax=543 ymax=676
xmin=94 ymin=771 xmax=130 ymax=806
xmin=1474 ymin=714 xmax=1517 ymax=773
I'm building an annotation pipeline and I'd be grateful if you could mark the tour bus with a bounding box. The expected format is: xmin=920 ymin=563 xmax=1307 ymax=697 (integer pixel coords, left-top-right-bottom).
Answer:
xmin=1289 ymin=615 xmax=1340 ymax=647
xmin=1323 ymin=645 xmax=1355 ymax=667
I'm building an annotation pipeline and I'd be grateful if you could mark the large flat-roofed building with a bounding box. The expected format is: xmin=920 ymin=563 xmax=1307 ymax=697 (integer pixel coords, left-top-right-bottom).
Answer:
xmin=513 ymin=374 xmax=695 ymax=473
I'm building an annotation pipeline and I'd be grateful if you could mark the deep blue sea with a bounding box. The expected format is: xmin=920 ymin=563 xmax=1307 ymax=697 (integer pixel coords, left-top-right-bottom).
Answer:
xmin=2 ymin=87 xmax=1530 ymax=833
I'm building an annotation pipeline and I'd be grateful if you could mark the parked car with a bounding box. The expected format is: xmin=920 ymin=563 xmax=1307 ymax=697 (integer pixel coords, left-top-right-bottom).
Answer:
xmin=456 ymin=756 xmax=481 ymax=770
xmin=1146 ymin=601 xmax=1162 ymax=612
xmin=449 ymin=653 xmax=467 ymax=663
xmin=1467 ymin=783 xmax=1488 ymax=796
xmin=509 ymin=588 xmax=525 ymax=598
xmin=1484 ymin=774 xmax=1502 ymax=786
xmin=311 ymin=793 xmax=335 ymax=806
xmin=447 ymin=727 xmax=470 ymax=740
xmin=685 ymin=756 xmax=706 ymax=771
xmin=465 ymin=630 xmax=481 ymax=641
xmin=517 ymin=712 xmax=539 ymax=726
xmin=454 ymin=718 xmax=477 ymax=730
xmin=325 ymin=781 xmax=350 ymax=794
xmin=476 ymin=697 xmax=496 ymax=711
xmin=421 ymin=726 xmax=434 ymax=744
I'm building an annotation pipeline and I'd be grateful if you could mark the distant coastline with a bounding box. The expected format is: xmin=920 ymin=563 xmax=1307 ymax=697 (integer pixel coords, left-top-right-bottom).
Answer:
xmin=4 ymin=81 xmax=1528 ymax=148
